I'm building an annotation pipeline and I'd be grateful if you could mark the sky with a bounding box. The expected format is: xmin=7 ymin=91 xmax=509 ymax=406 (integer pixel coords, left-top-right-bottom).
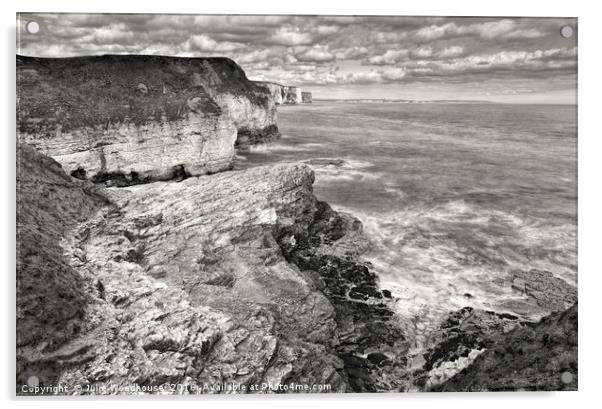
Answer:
xmin=17 ymin=13 xmax=577 ymax=103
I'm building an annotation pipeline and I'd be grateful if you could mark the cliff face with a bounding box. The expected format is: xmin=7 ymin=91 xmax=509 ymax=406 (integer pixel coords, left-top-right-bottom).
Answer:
xmin=283 ymin=86 xmax=303 ymax=104
xmin=258 ymin=82 xmax=284 ymax=105
xmin=256 ymin=82 xmax=308 ymax=105
xmin=17 ymin=55 xmax=277 ymax=184
xmin=188 ymin=59 xmax=280 ymax=145
xmin=16 ymin=145 xmax=406 ymax=394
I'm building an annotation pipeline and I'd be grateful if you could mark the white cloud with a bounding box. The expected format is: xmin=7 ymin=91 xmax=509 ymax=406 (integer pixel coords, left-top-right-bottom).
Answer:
xmin=367 ymin=49 xmax=409 ymax=65
xmin=415 ymin=19 xmax=545 ymax=41
xmin=183 ymin=34 xmax=242 ymax=52
xmin=408 ymin=47 xmax=577 ymax=77
xmin=268 ymin=27 xmax=313 ymax=46
xmin=437 ymin=46 xmax=464 ymax=58
xmin=295 ymin=45 xmax=335 ymax=62
xmin=334 ymin=47 xmax=369 ymax=60
xmin=314 ymin=25 xmax=340 ymax=35
xmin=412 ymin=46 xmax=433 ymax=58
xmin=17 ymin=13 xmax=576 ymax=91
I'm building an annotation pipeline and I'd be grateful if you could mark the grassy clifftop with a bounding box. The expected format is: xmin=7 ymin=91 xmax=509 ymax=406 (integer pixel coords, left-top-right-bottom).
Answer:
xmin=17 ymin=55 xmax=270 ymax=137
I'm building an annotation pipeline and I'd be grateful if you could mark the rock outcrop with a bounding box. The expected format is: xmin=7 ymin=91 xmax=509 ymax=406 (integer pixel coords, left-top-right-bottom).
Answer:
xmin=16 ymin=145 xmax=406 ymax=395
xmin=409 ymin=268 xmax=578 ymax=391
xmin=433 ymin=304 xmax=577 ymax=391
xmin=17 ymin=55 xmax=278 ymax=185
xmin=283 ymin=86 xmax=303 ymax=104
xmin=256 ymin=82 xmax=308 ymax=105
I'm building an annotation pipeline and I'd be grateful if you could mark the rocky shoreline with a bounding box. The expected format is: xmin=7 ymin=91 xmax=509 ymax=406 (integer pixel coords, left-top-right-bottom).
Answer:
xmin=16 ymin=55 xmax=576 ymax=394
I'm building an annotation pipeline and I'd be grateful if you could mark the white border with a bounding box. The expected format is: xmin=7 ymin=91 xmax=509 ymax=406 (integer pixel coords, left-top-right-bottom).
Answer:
xmin=3 ymin=1 xmax=600 ymax=408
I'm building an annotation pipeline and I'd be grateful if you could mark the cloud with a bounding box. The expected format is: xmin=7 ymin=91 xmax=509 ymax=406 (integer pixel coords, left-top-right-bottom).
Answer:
xmin=314 ymin=25 xmax=340 ymax=35
xmin=236 ymin=49 xmax=280 ymax=64
xmin=267 ymin=27 xmax=314 ymax=46
xmin=414 ymin=19 xmax=546 ymax=41
xmin=437 ymin=46 xmax=464 ymax=58
xmin=405 ymin=47 xmax=577 ymax=78
xmin=182 ymin=34 xmax=242 ymax=52
xmin=16 ymin=13 xmax=576 ymax=91
xmin=367 ymin=49 xmax=409 ymax=65
xmin=295 ymin=45 xmax=335 ymax=62
xmin=412 ymin=46 xmax=433 ymax=58
xmin=334 ymin=46 xmax=369 ymax=60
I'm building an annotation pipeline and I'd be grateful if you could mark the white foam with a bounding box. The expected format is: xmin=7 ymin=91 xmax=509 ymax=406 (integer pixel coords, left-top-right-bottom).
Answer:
xmin=247 ymin=143 xmax=315 ymax=153
xmin=331 ymin=201 xmax=577 ymax=347
xmin=314 ymin=168 xmax=382 ymax=183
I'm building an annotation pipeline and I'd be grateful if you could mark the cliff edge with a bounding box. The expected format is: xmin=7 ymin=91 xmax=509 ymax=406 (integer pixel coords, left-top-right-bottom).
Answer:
xmin=17 ymin=55 xmax=279 ymax=185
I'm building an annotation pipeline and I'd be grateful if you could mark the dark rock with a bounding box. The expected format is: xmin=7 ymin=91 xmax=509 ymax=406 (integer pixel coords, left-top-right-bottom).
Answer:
xmin=421 ymin=307 xmax=522 ymax=375
xmin=434 ymin=304 xmax=577 ymax=391
xmin=367 ymin=352 xmax=390 ymax=366
xmin=276 ymin=200 xmax=408 ymax=392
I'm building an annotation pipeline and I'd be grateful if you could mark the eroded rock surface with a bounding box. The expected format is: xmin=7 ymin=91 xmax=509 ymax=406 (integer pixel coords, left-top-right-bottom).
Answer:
xmin=505 ymin=269 xmax=577 ymax=314
xmin=16 ymin=145 xmax=407 ymax=394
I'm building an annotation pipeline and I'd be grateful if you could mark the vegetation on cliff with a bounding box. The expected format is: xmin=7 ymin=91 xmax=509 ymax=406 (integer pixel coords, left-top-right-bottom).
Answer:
xmin=17 ymin=55 xmax=272 ymax=137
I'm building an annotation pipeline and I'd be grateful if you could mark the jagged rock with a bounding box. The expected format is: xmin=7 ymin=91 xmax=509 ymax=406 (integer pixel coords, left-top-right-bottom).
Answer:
xmin=434 ymin=304 xmax=577 ymax=391
xmin=412 ymin=268 xmax=577 ymax=390
xmin=412 ymin=307 xmax=523 ymax=389
xmin=508 ymin=269 xmax=577 ymax=313
xmin=16 ymin=55 xmax=279 ymax=185
xmin=276 ymin=201 xmax=409 ymax=392
xmin=17 ymin=145 xmax=402 ymax=394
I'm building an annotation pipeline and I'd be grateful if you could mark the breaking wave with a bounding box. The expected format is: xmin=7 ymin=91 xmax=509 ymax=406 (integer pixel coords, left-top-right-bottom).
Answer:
xmin=333 ymin=200 xmax=577 ymax=347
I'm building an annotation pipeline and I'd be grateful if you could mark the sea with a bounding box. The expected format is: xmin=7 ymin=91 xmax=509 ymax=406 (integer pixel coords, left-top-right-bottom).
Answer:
xmin=236 ymin=100 xmax=577 ymax=349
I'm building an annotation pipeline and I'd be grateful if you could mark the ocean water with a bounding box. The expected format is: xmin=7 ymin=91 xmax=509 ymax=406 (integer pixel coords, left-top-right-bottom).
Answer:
xmin=236 ymin=101 xmax=577 ymax=347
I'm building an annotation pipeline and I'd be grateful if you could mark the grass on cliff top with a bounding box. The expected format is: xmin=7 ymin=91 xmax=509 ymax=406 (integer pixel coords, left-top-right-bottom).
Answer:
xmin=17 ymin=55 xmax=271 ymax=137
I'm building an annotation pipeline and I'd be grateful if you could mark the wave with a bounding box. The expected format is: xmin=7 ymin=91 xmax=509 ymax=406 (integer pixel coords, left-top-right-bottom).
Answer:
xmin=332 ymin=200 xmax=577 ymax=347
xmin=246 ymin=143 xmax=320 ymax=154
xmin=302 ymin=157 xmax=384 ymax=183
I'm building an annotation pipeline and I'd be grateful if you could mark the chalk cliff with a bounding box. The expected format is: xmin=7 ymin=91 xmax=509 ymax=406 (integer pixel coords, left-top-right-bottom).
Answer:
xmin=256 ymin=82 xmax=308 ymax=105
xmin=257 ymin=82 xmax=284 ymax=105
xmin=17 ymin=55 xmax=278 ymax=185
xmin=283 ymin=86 xmax=303 ymax=104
